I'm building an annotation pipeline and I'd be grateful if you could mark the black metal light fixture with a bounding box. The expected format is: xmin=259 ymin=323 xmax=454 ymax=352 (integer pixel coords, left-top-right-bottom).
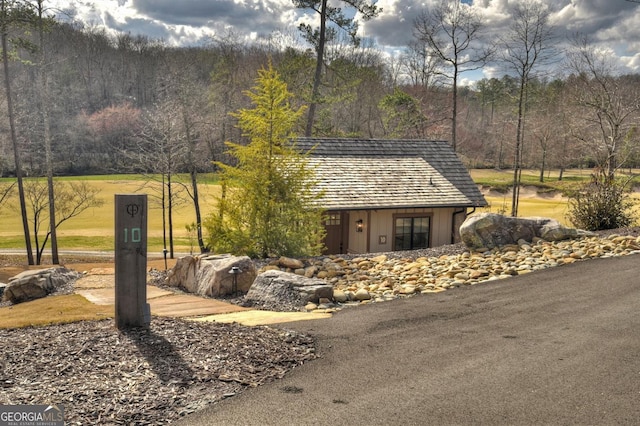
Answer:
xmin=229 ymin=266 xmax=241 ymax=295
xmin=356 ymin=219 xmax=364 ymax=232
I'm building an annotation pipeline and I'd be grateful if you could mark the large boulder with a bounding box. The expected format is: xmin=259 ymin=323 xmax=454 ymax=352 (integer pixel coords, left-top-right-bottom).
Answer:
xmin=460 ymin=213 xmax=592 ymax=250
xmin=2 ymin=267 xmax=81 ymax=304
xmin=167 ymin=254 xmax=257 ymax=297
xmin=245 ymin=270 xmax=333 ymax=311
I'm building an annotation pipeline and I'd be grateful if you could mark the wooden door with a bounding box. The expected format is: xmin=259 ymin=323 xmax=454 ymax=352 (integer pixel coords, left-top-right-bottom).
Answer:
xmin=323 ymin=211 xmax=349 ymax=254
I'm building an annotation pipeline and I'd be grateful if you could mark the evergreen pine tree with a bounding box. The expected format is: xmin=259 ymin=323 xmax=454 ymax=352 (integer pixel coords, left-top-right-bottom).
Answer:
xmin=205 ymin=63 xmax=325 ymax=258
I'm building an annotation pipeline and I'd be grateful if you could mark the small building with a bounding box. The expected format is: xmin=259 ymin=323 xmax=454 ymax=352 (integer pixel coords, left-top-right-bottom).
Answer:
xmin=296 ymin=138 xmax=488 ymax=255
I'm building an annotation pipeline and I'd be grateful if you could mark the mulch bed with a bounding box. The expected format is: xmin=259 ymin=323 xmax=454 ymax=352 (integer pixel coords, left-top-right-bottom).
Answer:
xmin=0 ymin=317 xmax=316 ymax=425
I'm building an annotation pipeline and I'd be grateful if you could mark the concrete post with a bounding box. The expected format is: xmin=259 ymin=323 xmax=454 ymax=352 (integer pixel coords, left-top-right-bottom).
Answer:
xmin=114 ymin=194 xmax=150 ymax=329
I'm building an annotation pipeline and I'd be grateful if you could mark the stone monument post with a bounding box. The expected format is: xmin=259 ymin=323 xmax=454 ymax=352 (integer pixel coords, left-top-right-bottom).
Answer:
xmin=114 ymin=194 xmax=150 ymax=329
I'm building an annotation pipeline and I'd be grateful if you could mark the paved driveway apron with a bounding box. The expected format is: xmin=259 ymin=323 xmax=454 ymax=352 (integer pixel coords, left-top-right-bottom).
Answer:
xmin=177 ymin=254 xmax=640 ymax=426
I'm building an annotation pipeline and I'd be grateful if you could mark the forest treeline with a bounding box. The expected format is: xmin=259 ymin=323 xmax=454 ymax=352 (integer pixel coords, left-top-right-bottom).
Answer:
xmin=1 ymin=1 xmax=639 ymax=181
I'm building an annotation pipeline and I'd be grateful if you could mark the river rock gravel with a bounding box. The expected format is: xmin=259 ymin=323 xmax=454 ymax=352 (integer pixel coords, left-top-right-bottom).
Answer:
xmin=254 ymin=228 xmax=640 ymax=312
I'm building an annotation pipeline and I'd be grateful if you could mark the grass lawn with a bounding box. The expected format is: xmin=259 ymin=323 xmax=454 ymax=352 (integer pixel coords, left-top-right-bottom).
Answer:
xmin=0 ymin=294 xmax=113 ymax=329
xmin=478 ymin=194 xmax=571 ymax=225
xmin=471 ymin=168 xmax=640 ymax=193
xmin=0 ymin=175 xmax=220 ymax=254
xmin=471 ymin=169 xmax=574 ymax=224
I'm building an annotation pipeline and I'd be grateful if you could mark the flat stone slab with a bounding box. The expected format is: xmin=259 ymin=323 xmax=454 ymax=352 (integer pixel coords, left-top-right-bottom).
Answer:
xmin=74 ymin=275 xmax=118 ymax=289
xmin=72 ymin=269 xmax=328 ymax=324
xmin=75 ymin=287 xmax=247 ymax=317
xmin=148 ymin=294 xmax=249 ymax=317
xmin=191 ymin=310 xmax=332 ymax=326
xmin=76 ymin=285 xmax=174 ymax=304
xmin=85 ymin=267 xmax=115 ymax=275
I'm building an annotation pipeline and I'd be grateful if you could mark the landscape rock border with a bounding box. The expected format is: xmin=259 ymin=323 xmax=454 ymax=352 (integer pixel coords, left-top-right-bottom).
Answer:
xmin=256 ymin=233 xmax=640 ymax=313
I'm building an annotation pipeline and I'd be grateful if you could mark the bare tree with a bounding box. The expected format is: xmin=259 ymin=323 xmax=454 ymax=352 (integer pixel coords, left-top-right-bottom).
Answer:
xmin=293 ymin=0 xmax=380 ymax=136
xmin=412 ymin=0 xmax=492 ymax=152
xmin=0 ymin=180 xmax=15 ymax=207
xmin=22 ymin=179 xmax=104 ymax=265
xmin=499 ymin=0 xmax=557 ymax=217
xmin=208 ymin=34 xmax=251 ymax=161
xmin=528 ymin=84 xmax=563 ymax=182
xmin=401 ymin=39 xmax=442 ymax=88
xmin=159 ymin=51 xmax=212 ymax=253
xmin=1 ymin=0 xmax=35 ymax=264
xmin=132 ymin=102 xmax=189 ymax=258
xmin=565 ymin=35 xmax=640 ymax=179
xmin=323 ymin=43 xmax=388 ymax=137
xmin=32 ymin=0 xmax=61 ymax=263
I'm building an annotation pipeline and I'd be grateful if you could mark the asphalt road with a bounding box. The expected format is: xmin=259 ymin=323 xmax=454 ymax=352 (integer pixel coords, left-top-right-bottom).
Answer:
xmin=177 ymin=254 xmax=640 ymax=426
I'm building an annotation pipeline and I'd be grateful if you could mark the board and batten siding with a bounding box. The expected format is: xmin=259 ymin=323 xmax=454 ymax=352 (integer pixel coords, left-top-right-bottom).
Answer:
xmin=347 ymin=207 xmax=456 ymax=254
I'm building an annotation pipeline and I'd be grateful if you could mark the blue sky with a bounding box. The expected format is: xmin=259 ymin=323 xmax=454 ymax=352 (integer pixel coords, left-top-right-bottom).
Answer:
xmin=46 ymin=0 xmax=640 ymax=85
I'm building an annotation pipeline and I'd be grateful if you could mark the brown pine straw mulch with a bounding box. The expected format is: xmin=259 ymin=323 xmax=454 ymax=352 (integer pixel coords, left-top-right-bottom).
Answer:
xmin=0 ymin=317 xmax=316 ymax=425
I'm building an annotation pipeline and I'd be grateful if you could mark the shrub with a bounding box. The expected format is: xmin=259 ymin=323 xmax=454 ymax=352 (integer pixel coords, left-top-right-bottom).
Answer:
xmin=566 ymin=171 xmax=637 ymax=231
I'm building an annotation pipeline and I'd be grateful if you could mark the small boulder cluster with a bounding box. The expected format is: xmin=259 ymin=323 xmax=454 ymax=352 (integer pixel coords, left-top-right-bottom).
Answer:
xmin=1 ymin=267 xmax=81 ymax=304
xmin=167 ymin=254 xmax=335 ymax=312
xmin=459 ymin=212 xmax=594 ymax=250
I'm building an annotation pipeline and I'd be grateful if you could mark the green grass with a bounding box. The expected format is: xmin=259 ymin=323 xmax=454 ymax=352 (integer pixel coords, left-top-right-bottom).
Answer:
xmin=472 ymin=168 xmax=640 ymax=226
xmin=0 ymin=175 xmax=220 ymax=253
xmin=471 ymin=169 xmax=585 ymax=195
xmin=471 ymin=168 xmax=640 ymax=196
xmin=0 ymin=294 xmax=113 ymax=329
xmin=479 ymin=194 xmax=571 ymax=225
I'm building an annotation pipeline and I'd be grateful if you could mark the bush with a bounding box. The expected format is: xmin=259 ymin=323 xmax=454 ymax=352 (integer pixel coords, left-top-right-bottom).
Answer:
xmin=567 ymin=171 xmax=637 ymax=231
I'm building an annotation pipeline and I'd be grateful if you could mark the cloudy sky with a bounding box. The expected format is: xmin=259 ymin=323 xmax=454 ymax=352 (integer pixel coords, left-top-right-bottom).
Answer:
xmin=47 ymin=0 xmax=640 ymax=82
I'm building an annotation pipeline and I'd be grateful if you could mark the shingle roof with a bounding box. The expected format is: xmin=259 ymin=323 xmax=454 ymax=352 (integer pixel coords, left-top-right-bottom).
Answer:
xmin=295 ymin=138 xmax=487 ymax=210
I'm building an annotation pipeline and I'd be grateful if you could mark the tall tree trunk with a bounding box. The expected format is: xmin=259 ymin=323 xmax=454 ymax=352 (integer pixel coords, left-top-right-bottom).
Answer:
xmin=2 ymin=2 xmax=34 ymax=265
xmin=168 ymin=172 xmax=174 ymax=259
xmin=451 ymin=64 xmax=458 ymax=152
xmin=305 ymin=0 xmax=327 ymax=137
xmin=189 ymin=168 xmax=205 ymax=252
xmin=539 ymin=148 xmax=546 ymax=183
xmin=511 ymin=77 xmax=527 ymax=217
xmin=37 ymin=0 xmax=58 ymax=264
xmin=162 ymin=173 xmax=167 ymax=252
xmin=183 ymin=115 xmax=206 ymax=252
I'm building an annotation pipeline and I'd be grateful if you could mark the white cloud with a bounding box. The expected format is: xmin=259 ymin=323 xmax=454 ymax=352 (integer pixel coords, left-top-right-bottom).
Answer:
xmin=46 ymin=0 xmax=640 ymax=80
